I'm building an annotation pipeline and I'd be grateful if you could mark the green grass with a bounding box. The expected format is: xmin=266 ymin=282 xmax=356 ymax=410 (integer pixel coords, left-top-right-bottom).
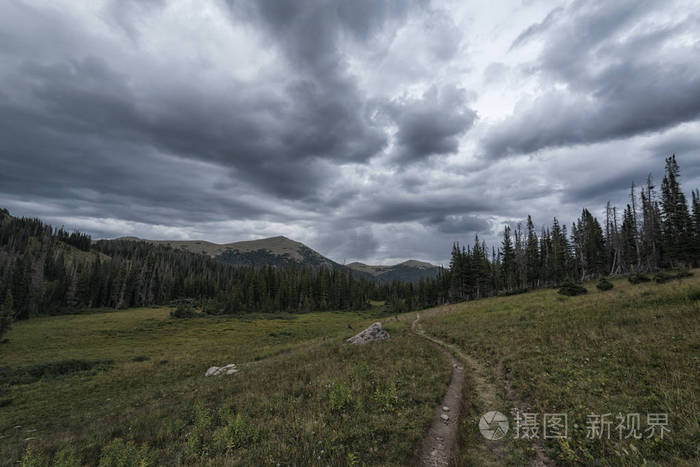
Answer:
xmin=4 ymin=273 xmax=698 ymax=466
xmin=0 ymin=308 xmax=451 ymax=465
xmin=420 ymin=273 xmax=700 ymax=466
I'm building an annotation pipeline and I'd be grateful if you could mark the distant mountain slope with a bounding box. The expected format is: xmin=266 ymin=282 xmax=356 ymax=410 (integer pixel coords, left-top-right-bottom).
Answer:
xmin=115 ymin=236 xmax=440 ymax=282
xmin=347 ymin=260 xmax=442 ymax=283
xmin=116 ymin=236 xmax=340 ymax=269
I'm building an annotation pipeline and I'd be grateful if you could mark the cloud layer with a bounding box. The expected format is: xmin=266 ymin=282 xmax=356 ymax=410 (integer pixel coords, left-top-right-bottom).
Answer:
xmin=1 ymin=0 xmax=699 ymax=264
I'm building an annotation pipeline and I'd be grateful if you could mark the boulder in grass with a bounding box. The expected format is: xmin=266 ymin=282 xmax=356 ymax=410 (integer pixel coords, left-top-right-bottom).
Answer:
xmin=205 ymin=363 xmax=238 ymax=377
xmin=346 ymin=322 xmax=389 ymax=345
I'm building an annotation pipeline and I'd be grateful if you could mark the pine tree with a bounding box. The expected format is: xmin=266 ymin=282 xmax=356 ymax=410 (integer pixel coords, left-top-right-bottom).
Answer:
xmin=525 ymin=216 xmax=540 ymax=287
xmin=501 ymin=225 xmax=516 ymax=290
xmin=0 ymin=288 xmax=13 ymax=340
xmin=692 ymin=189 xmax=700 ymax=264
xmin=660 ymin=155 xmax=693 ymax=266
xmin=640 ymin=175 xmax=662 ymax=271
xmin=620 ymin=205 xmax=638 ymax=270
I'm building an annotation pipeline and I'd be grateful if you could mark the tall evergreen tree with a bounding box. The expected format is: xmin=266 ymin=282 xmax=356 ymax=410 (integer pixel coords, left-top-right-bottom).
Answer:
xmin=501 ymin=225 xmax=516 ymax=290
xmin=660 ymin=155 xmax=693 ymax=266
xmin=0 ymin=287 xmax=13 ymax=340
xmin=525 ymin=216 xmax=540 ymax=288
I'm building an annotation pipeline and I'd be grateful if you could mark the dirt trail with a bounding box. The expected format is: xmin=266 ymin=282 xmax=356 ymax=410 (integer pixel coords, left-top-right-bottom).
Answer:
xmin=412 ymin=314 xmax=464 ymax=466
xmin=411 ymin=312 xmax=552 ymax=467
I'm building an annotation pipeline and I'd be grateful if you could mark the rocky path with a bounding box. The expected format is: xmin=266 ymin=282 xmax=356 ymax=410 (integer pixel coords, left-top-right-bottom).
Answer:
xmin=411 ymin=311 xmax=553 ymax=467
xmin=412 ymin=314 xmax=464 ymax=466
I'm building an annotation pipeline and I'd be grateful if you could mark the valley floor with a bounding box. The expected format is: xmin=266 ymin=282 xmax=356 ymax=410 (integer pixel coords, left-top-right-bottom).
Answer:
xmin=1 ymin=272 xmax=698 ymax=466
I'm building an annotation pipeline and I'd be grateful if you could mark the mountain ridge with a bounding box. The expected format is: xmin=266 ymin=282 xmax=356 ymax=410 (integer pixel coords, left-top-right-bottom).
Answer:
xmin=115 ymin=235 xmax=440 ymax=282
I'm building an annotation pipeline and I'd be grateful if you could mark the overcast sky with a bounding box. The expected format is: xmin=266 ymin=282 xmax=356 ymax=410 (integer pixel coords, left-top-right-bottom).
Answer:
xmin=2 ymin=0 xmax=700 ymax=265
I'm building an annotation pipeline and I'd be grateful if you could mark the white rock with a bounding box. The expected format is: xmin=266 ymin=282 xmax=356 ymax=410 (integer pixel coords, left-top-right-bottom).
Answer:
xmin=346 ymin=322 xmax=390 ymax=345
xmin=205 ymin=363 xmax=238 ymax=377
xmin=442 ymin=406 xmax=450 ymax=412
xmin=440 ymin=414 xmax=449 ymax=422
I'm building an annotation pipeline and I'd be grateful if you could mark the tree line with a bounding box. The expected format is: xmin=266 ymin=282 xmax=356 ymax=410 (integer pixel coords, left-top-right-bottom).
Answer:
xmin=0 ymin=210 xmax=442 ymax=338
xmin=1 ymin=155 xmax=697 ymax=339
xmin=446 ymin=155 xmax=698 ymax=300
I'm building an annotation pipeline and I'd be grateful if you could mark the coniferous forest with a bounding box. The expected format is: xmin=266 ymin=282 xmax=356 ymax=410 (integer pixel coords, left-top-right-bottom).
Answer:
xmin=1 ymin=155 xmax=698 ymax=336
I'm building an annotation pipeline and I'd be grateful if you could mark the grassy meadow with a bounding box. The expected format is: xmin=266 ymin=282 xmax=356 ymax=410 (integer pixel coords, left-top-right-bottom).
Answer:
xmin=0 ymin=308 xmax=451 ymax=465
xmin=420 ymin=272 xmax=700 ymax=466
xmin=1 ymin=273 xmax=698 ymax=466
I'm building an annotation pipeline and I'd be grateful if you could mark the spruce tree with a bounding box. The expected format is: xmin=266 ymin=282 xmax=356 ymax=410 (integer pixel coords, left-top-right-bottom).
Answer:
xmin=501 ymin=225 xmax=516 ymax=290
xmin=660 ymin=155 xmax=693 ymax=266
xmin=525 ymin=216 xmax=540 ymax=287
xmin=0 ymin=288 xmax=13 ymax=340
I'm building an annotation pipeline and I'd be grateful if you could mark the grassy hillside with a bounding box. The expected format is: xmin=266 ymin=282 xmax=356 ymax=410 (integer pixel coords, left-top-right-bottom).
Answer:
xmin=419 ymin=272 xmax=700 ymax=466
xmin=0 ymin=308 xmax=450 ymax=465
xmin=118 ymin=236 xmax=340 ymax=269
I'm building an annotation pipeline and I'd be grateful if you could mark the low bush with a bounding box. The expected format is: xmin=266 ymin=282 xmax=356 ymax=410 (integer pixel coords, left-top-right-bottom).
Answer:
xmin=628 ymin=273 xmax=651 ymax=284
xmin=499 ymin=288 xmax=529 ymax=297
xmin=654 ymin=272 xmax=673 ymax=284
xmin=170 ymin=303 xmax=199 ymax=319
xmin=557 ymin=282 xmax=587 ymax=296
xmin=596 ymin=278 xmax=613 ymax=291
xmin=687 ymin=289 xmax=700 ymax=301
xmin=0 ymin=359 xmax=113 ymax=385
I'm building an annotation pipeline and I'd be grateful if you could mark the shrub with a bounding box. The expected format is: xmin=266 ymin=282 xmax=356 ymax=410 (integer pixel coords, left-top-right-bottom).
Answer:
xmin=170 ymin=303 xmax=199 ymax=319
xmin=131 ymin=355 xmax=150 ymax=362
xmin=687 ymin=289 xmax=700 ymax=301
xmin=557 ymin=282 xmax=587 ymax=296
xmin=596 ymin=278 xmax=613 ymax=291
xmin=372 ymin=381 xmax=400 ymax=412
xmin=98 ymin=438 xmax=153 ymax=467
xmin=675 ymin=268 xmax=693 ymax=279
xmin=653 ymin=272 xmax=673 ymax=284
xmin=499 ymin=288 xmax=529 ymax=297
xmin=213 ymin=412 xmax=257 ymax=452
xmin=1 ymin=359 xmax=113 ymax=385
xmin=628 ymin=273 xmax=651 ymax=284
xmin=328 ymin=381 xmax=353 ymax=413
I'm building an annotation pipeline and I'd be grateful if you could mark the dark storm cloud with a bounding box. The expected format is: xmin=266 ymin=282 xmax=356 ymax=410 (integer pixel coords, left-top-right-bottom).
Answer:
xmin=385 ymin=85 xmax=477 ymax=161
xmin=483 ymin=0 xmax=700 ymax=159
xmin=0 ymin=0 xmax=422 ymax=219
xmin=433 ymin=214 xmax=492 ymax=235
xmin=359 ymin=195 xmax=494 ymax=224
xmin=2 ymin=0 xmax=698 ymax=265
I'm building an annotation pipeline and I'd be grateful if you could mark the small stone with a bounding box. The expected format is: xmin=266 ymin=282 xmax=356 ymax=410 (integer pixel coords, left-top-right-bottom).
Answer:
xmin=440 ymin=414 xmax=449 ymax=422
xmin=442 ymin=406 xmax=449 ymax=412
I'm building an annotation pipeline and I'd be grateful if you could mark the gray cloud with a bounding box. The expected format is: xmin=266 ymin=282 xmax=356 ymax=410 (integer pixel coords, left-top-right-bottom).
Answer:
xmin=386 ymin=85 xmax=477 ymax=161
xmin=1 ymin=0 xmax=699 ymax=265
xmin=483 ymin=0 xmax=700 ymax=158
